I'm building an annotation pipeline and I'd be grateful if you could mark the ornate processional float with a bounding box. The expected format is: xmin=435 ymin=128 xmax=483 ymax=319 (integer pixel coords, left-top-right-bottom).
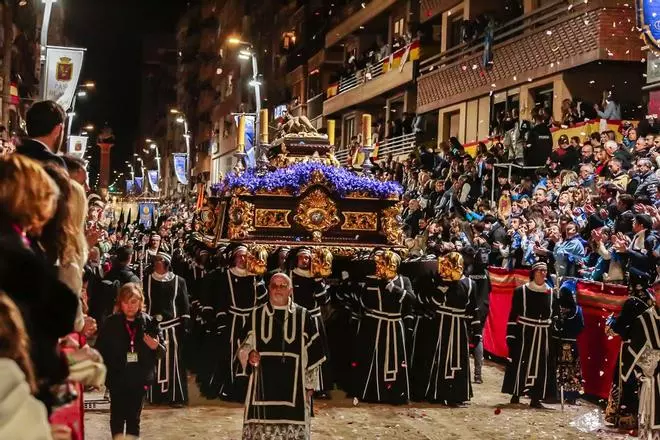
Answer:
xmin=196 ymin=111 xmax=406 ymax=272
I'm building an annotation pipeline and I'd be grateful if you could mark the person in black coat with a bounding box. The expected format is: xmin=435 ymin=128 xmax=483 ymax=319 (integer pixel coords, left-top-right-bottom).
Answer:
xmin=96 ymin=282 xmax=165 ymax=439
xmin=105 ymin=245 xmax=141 ymax=285
xmin=0 ymin=154 xmax=78 ymax=413
xmin=550 ymin=135 xmax=580 ymax=171
xmin=16 ymin=100 xmax=67 ymax=169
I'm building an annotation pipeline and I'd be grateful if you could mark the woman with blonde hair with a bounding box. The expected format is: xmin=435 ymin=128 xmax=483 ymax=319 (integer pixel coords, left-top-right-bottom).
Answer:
xmin=0 ymin=291 xmax=56 ymax=439
xmin=0 ymin=155 xmax=79 ymax=414
xmin=58 ymin=180 xmax=89 ymax=332
xmin=0 ymin=154 xmax=59 ymax=244
xmin=40 ymin=165 xmax=89 ymax=332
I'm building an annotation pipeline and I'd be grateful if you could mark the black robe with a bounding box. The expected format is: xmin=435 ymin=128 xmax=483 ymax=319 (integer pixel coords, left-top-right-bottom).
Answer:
xmin=622 ymin=307 xmax=660 ymax=437
xmin=290 ymin=269 xmax=332 ymax=392
xmin=198 ymin=267 xmax=267 ymax=401
xmin=145 ymin=273 xmax=190 ymax=404
xmin=352 ymin=275 xmax=414 ymax=404
xmin=412 ymin=276 xmax=480 ymax=403
xmin=502 ymin=282 xmax=556 ymax=400
xmin=605 ymin=291 xmax=654 ymax=428
xmin=239 ymin=303 xmax=326 ymax=440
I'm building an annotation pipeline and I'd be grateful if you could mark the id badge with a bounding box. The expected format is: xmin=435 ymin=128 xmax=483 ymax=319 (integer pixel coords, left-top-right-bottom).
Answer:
xmin=127 ymin=352 xmax=138 ymax=363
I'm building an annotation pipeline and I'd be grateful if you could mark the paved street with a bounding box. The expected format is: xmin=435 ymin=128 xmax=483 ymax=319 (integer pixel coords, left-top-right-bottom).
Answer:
xmin=85 ymin=360 xmax=634 ymax=440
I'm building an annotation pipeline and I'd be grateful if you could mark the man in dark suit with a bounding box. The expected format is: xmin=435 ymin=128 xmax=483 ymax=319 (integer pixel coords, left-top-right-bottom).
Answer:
xmin=16 ymin=100 xmax=67 ymax=169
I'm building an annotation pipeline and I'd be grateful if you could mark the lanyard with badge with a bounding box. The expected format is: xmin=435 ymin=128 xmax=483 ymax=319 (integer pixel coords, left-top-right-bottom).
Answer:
xmin=125 ymin=322 xmax=139 ymax=363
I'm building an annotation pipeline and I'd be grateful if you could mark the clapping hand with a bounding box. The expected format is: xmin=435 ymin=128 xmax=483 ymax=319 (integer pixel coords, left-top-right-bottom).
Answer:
xmin=248 ymin=350 xmax=261 ymax=367
xmin=143 ymin=334 xmax=159 ymax=350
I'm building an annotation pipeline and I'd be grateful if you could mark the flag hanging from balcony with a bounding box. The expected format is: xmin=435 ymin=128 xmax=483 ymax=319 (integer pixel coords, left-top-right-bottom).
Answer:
xmin=44 ymin=46 xmax=86 ymax=110
xmin=125 ymin=179 xmax=134 ymax=194
xmin=234 ymin=115 xmax=255 ymax=169
xmin=173 ymin=153 xmax=188 ymax=185
xmin=67 ymin=135 xmax=88 ymax=159
xmin=147 ymin=170 xmax=159 ymax=192
xmin=135 ymin=177 xmax=143 ymax=193
xmin=637 ymin=0 xmax=660 ymax=51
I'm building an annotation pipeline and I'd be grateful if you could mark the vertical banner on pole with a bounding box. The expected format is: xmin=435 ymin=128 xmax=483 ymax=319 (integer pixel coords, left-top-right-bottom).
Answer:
xmin=135 ymin=177 xmax=144 ymax=193
xmin=44 ymin=46 xmax=85 ymax=110
xmin=138 ymin=202 xmax=155 ymax=229
xmin=147 ymin=170 xmax=160 ymax=192
xmin=125 ymin=179 xmax=134 ymax=194
xmin=234 ymin=115 xmax=255 ymax=168
xmin=173 ymin=153 xmax=188 ymax=185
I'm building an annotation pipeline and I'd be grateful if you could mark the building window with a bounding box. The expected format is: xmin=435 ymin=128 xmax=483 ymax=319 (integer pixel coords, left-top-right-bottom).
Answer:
xmin=393 ymin=17 xmax=404 ymax=37
xmin=342 ymin=117 xmax=355 ymax=150
xmin=443 ymin=110 xmax=461 ymax=140
xmin=491 ymin=89 xmax=520 ymax=136
xmin=448 ymin=13 xmax=463 ymax=49
xmin=282 ymin=31 xmax=297 ymax=51
xmin=532 ymin=84 xmax=554 ymax=121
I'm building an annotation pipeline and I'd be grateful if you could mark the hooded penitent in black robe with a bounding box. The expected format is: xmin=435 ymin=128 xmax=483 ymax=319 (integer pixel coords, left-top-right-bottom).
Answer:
xmin=197 ymin=267 xmax=267 ymax=401
xmin=290 ymin=268 xmax=331 ymax=393
xmin=622 ymin=307 xmax=660 ymax=439
xmin=145 ymin=272 xmax=190 ymax=405
xmin=238 ymin=302 xmax=326 ymax=440
xmin=351 ymin=275 xmax=415 ymax=404
xmin=502 ymin=281 xmax=556 ymax=401
xmin=411 ymin=276 xmax=480 ymax=404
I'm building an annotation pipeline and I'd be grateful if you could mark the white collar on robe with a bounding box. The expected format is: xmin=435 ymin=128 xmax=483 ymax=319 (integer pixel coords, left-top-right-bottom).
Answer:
xmin=151 ymin=271 xmax=175 ymax=282
xmin=292 ymin=267 xmax=312 ymax=278
xmin=229 ymin=267 xmax=249 ymax=277
xmin=526 ymin=281 xmax=550 ymax=292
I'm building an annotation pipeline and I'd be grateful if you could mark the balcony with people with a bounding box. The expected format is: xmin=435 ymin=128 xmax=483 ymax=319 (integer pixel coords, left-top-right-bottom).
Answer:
xmin=323 ymin=34 xmax=420 ymax=116
xmin=416 ymin=0 xmax=641 ymax=115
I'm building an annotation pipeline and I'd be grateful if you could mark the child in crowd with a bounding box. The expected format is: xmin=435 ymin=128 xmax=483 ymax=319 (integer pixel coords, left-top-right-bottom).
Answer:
xmin=96 ymin=283 xmax=164 ymax=440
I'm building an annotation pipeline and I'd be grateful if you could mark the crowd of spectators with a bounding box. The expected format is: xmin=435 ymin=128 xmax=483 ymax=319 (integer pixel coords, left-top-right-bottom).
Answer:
xmin=369 ymin=108 xmax=659 ymax=288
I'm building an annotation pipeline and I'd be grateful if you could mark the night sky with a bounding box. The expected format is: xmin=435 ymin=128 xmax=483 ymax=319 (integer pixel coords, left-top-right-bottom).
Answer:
xmin=63 ymin=0 xmax=187 ymax=183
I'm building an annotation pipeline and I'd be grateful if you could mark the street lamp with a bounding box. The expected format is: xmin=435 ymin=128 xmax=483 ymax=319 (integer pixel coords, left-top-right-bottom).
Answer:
xmin=67 ymin=81 xmax=96 ymax=139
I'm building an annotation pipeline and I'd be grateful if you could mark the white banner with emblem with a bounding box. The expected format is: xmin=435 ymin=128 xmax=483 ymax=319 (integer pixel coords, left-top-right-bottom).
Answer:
xmin=44 ymin=46 xmax=86 ymax=110
xmin=67 ymin=135 xmax=88 ymax=159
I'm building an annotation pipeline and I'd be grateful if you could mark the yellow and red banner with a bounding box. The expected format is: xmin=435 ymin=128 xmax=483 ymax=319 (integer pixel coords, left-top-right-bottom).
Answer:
xmin=382 ymin=39 xmax=420 ymax=73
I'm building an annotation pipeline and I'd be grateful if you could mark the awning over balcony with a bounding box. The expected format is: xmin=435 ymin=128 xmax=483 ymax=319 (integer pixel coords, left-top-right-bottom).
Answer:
xmin=325 ymin=0 xmax=399 ymax=49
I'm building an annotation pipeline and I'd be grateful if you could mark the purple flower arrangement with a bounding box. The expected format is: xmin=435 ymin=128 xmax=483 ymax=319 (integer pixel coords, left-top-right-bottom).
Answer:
xmin=211 ymin=162 xmax=402 ymax=198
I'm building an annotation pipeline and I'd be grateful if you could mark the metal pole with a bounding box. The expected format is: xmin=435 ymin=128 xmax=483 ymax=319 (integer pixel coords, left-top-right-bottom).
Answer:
xmin=491 ymin=165 xmax=496 ymax=203
xmin=39 ymin=0 xmax=54 ymax=99
xmin=252 ymin=52 xmax=260 ymax=151
xmin=65 ymin=93 xmax=77 ymax=144
xmin=142 ymin=165 xmax=148 ymax=196
xmin=183 ymin=119 xmax=190 ymax=178
xmin=156 ymin=148 xmax=161 ymax=195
